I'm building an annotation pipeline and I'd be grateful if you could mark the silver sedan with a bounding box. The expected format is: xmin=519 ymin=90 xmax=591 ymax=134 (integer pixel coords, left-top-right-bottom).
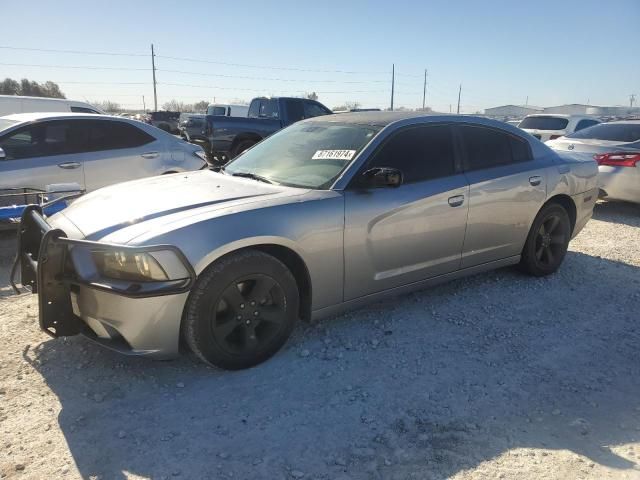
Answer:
xmin=0 ymin=112 xmax=207 ymax=194
xmin=16 ymin=112 xmax=599 ymax=369
xmin=547 ymin=120 xmax=640 ymax=204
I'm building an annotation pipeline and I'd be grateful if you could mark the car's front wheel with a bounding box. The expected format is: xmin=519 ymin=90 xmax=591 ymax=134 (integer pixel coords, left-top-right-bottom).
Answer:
xmin=519 ymin=203 xmax=571 ymax=276
xmin=183 ymin=250 xmax=299 ymax=369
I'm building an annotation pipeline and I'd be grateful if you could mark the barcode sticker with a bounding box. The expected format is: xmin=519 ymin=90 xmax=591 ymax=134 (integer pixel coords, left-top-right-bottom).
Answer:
xmin=312 ymin=150 xmax=356 ymax=161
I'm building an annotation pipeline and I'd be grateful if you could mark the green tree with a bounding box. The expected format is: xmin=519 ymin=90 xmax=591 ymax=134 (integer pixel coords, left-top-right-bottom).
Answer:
xmin=0 ymin=78 xmax=20 ymax=95
xmin=42 ymin=81 xmax=66 ymax=99
xmin=192 ymin=100 xmax=209 ymax=113
xmin=0 ymin=77 xmax=65 ymax=98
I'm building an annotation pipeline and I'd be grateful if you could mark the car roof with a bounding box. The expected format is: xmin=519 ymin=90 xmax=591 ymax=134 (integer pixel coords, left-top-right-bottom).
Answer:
xmin=605 ymin=119 xmax=640 ymax=124
xmin=523 ymin=114 xmax=597 ymax=119
xmin=306 ymin=111 xmax=438 ymax=127
xmin=1 ymin=112 xmax=128 ymax=123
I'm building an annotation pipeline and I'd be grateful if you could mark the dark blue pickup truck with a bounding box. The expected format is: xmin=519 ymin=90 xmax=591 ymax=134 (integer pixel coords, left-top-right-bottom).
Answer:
xmin=203 ymin=96 xmax=332 ymax=161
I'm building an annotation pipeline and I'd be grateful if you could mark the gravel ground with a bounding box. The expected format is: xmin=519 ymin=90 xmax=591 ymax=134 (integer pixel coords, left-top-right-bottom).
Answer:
xmin=1 ymin=201 xmax=639 ymax=480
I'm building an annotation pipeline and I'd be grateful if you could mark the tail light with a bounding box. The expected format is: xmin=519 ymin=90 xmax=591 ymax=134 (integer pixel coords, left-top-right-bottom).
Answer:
xmin=549 ymin=135 xmax=563 ymax=140
xmin=594 ymin=152 xmax=640 ymax=167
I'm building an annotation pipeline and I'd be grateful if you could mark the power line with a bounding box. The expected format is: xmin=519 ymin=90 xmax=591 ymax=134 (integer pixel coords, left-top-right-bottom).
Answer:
xmin=157 ymin=69 xmax=388 ymax=84
xmin=158 ymin=82 xmax=388 ymax=94
xmin=54 ymin=81 xmax=149 ymax=85
xmin=0 ymin=62 xmax=149 ymax=71
xmin=154 ymin=54 xmax=387 ymax=75
xmin=0 ymin=45 xmax=146 ymax=57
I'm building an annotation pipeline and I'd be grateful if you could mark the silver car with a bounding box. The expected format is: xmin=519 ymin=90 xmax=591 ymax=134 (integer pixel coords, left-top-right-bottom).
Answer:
xmin=15 ymin=113 xmax=598 ymax=369
xmin=546 ymin=121 xmax=640 ymax=204
xmin=0 ymin=113 xmax=207 ymax=194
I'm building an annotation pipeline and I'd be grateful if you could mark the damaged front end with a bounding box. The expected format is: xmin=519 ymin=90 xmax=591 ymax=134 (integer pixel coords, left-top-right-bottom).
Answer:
xmin=12 ymin=206 xmax=196 ymax=348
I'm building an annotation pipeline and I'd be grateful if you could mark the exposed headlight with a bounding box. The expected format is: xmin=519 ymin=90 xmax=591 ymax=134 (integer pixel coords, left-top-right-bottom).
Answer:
xmin=194 ymin=150 xmax=207 ymax=161
xmin=93 ymin=251 xmax=168 ymax=282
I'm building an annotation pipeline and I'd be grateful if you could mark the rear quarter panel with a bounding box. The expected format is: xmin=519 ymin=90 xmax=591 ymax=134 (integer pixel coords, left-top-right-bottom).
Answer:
xmin=546 ymin=149 xmax=599 ymax=237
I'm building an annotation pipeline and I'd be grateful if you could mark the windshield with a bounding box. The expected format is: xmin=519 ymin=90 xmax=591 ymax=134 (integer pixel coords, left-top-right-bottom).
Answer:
xmin=518 ymin=116 xmax=569 ymax=130
xmin=566 ymin=123 xmax=640 ymax=142
xmin=0 ymin=119 xmax=19 ymax=132
xmin=224 ymin=122 xmax=380 ymax=189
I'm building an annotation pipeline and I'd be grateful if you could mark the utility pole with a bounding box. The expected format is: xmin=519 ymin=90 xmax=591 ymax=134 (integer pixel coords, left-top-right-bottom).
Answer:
xmin=631 ymin=94 xmax=637 ymax=108
xmin=422 ymin=69 xmax=428 ymax=110
xmin=449 ymin=104 xmax=452 ymax=113
xmin=142 ymin=95 xmax=146 ymax=112
xmin=390 ymin=64 xmax=395 ymax=111
xmin=525 ymin=95 xmax=528 ymax=106
xmin=456 ymin=84 xmax=462 ymax=114
xmin=151 ymin=44 xmax=158 ymax=111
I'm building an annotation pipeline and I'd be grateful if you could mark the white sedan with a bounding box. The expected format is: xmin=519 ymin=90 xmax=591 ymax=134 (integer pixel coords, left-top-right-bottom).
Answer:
xmin=0 ymin=112 xmax=207 ymax=193
xmin=518 ymin=114 xmax=600 ymax=142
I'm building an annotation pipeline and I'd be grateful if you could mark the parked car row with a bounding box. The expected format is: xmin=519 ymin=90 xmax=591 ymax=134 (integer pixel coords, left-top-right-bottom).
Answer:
xmin=546 ymin=121 xmax=640 ymax=204
xmin=506 ymin=114 xmax=639 ymax=205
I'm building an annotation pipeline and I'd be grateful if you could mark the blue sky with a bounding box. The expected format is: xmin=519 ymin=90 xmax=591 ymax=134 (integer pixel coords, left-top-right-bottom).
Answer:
xmin=1 ymin=0 xmax=638 ymax=112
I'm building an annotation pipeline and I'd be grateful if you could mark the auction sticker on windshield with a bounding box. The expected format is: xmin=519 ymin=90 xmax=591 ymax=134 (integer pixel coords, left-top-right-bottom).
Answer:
xmin=312 ymin=150 xmax=356 ymax=160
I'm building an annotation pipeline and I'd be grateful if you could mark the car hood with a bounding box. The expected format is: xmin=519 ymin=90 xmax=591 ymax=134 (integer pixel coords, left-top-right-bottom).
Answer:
xmin=51 ymin=170 xmax=305 ymax=241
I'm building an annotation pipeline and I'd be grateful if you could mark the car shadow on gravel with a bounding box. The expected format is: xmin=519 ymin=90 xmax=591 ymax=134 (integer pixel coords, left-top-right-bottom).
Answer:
xmin=593 ymin=201 xmax=640 ymax=227
xmin=19 ymin=251 xmax=640 ymax=479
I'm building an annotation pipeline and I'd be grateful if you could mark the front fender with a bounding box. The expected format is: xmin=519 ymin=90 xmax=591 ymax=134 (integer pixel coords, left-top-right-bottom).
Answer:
xmin=138 ymin=194 xmax=345 ymax=312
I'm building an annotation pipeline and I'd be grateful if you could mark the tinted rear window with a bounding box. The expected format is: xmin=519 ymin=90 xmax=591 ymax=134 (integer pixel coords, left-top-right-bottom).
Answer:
xmin=519 ymin=116 xmax=569 ymax=130
xmin=459 ymin=125 xmax=531 ymax=170
xmin=87 ymin=120 xmax=154 ymax=151
xmin=567 ymin=123 xmax=640 ymax=142
xmin=70 ymin=106 xmax=100 ymax=114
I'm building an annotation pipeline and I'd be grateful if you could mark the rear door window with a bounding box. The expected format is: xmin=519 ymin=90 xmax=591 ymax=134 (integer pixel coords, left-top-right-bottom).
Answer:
xmin=304 ymin=101 xmax=330 ymax=118
xmin=366 ymin=124 xmax=456 ymax=183
xmin=459 ymin=125 xmax=529 ymax=170
xmin=87 ymin=120 xmax=155 ymax=151
xmin=284 ymin=99 xmax=305 ymax=123
xmin=574 ymin=119 xmax=600 ymax=132
xmin=518 ymin=116 xmax=569 ymax=130
xmin=70 ymin=106 xmax=100 ymax=114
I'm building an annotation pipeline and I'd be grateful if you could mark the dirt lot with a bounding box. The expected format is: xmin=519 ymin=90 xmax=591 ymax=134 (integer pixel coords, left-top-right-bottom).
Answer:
xmin=1 ymin=201 xmax=639 ymax=480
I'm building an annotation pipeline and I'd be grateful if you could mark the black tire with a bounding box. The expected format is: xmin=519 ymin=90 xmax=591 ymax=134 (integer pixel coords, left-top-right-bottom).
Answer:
xmin=182 ymin=250 xmax=299 ymax=370
xmin=519 ymin=203 xmax=571 ymax=276
xmin=158 ymin=124 xmax=171 ymax=132
xmin=230 ymin=139 xmax=257 ymax=159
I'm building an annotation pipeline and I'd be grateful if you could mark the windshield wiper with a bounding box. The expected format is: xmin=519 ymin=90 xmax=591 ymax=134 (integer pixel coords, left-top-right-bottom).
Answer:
xmin=230 ymin=172 xmax=275 ymax=184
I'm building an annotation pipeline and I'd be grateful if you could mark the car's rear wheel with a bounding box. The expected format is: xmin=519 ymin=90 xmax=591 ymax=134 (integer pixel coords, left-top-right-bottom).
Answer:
xmin=519 ymin=203 xmax=571 ymax=276
xmin=182 ymin=250 xmax=299 ymax=369
xmin=230 ymin=139 xmax=257 ymax=159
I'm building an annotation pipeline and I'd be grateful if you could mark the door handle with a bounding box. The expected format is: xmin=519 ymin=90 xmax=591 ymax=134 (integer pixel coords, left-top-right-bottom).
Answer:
xmin=529 ymin=175 xmax=542 ymax=186
xmin=448 ymin=195 xmax=465 ymax=207
xmin=58 ymin=162 xmax=81 ymax=169
xmin=141 ymin=151 xmax=159 ymax=159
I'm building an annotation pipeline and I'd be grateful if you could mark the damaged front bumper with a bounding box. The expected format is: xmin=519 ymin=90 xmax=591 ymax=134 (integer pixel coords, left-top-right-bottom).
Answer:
xmin=12 ymin=206 xmax=196 ymax=357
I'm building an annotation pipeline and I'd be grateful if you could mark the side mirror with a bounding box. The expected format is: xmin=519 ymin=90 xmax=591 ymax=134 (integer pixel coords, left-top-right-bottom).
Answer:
xmin=362 ymin=167 xmax=403 ymax=188
xmin=0 ymin=147 xmax=5 ymax=160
